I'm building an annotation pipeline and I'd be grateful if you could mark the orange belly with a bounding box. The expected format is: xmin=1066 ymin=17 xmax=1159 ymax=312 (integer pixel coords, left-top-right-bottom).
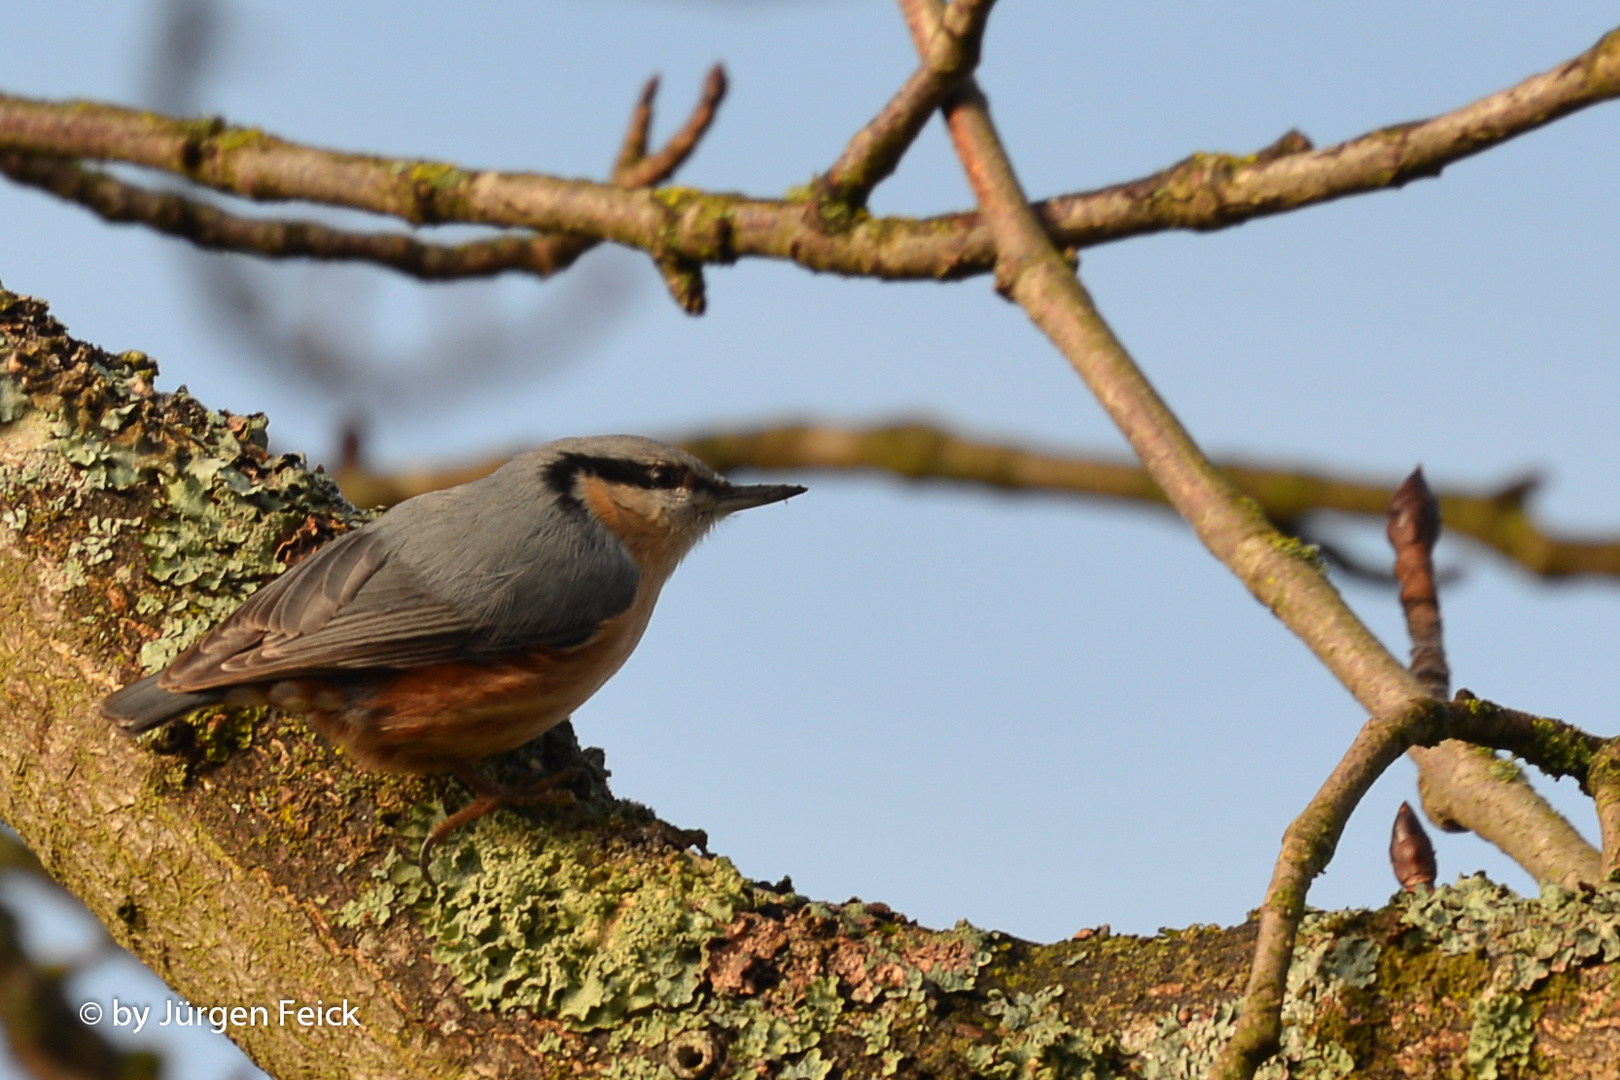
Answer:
xmin=270 ymin=585 xmax=661 ymax=773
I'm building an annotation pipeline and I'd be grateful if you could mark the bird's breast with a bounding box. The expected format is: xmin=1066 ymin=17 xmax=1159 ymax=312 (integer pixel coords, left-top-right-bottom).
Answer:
xmin=290 ymin=577 xmax=668 ymax=773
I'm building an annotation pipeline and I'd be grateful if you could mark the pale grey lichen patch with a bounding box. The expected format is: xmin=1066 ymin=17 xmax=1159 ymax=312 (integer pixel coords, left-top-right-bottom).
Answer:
xmin=1402 ymin=874 xmax=1620 ymax=991
xmin=1397 ymin=874 xmax=1620 ymax=1078
xmin=1120 ymin=1002 xmax=1237 ymax=1080
xmin=968 ymin=984 xmax=1117 ymax=1079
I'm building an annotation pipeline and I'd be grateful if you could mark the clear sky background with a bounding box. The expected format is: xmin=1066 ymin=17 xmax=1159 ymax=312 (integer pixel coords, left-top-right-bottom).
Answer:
xmin=4 ymin=2 xmax=1620 ymax=1077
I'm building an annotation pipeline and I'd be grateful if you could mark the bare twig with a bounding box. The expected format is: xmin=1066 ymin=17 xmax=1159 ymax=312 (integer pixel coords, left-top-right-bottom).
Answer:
xmin=0 ymin=151 xmax=583 ymax=279
xmin=618 ymin=65 xmax=727 ymax=190
xmin=821 ymin=0 xmax=996 ymax=206
xmin=1388 ymin=468 xmax=1450 ymax=697
xmin=910 ymin=0 xmax=1415 ymax=729
xmin=1223 ymin=700 xmax=1448 ymax=1080
xmin=680 ymin=422 xmax=1620 ymax=580
xmin=1390 ymin=801 xmax=1437 ymax=892
xmin=612 ymin=75 xmax=659 ymax=179
xmin=0 ymin=66 xmax=726 ymax=297
xmin=2 ymin=27 xmax=1618 ymax=286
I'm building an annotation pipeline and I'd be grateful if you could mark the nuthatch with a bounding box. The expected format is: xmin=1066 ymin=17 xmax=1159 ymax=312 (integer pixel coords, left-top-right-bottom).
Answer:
xmin=103 ymin=435 xmax=804 ymax=823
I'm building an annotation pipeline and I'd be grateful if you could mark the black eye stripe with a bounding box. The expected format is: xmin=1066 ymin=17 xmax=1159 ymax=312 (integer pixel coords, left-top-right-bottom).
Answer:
xmin=545 ymin=453 xmax=717 ymax=494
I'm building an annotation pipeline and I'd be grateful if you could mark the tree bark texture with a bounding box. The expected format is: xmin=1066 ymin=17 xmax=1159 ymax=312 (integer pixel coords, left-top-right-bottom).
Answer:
xmin=2 ymin=281 xmax=1618 ymax=1078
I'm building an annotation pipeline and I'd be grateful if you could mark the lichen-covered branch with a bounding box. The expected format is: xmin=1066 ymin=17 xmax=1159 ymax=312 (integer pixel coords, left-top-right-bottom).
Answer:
xmin=5 ymin=277 xmax=1620 ymax=1078
xmin=1220 ymin=689 xmax=1615 ymax=1079
xmin=3 ymin=24 xmax=1618 ymax=287
xmin=0 ymin=151 xmax=589 ymax=279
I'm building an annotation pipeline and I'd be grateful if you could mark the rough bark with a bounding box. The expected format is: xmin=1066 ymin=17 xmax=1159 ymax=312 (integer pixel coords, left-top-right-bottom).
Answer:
xmin=3 ymin=282 xmax=1619 ymax=1078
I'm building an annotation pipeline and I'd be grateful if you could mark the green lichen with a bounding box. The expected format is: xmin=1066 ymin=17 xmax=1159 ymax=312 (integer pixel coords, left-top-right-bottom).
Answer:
xmin=0 ymin=374 xmax=29 ymax=423
xmin=1 ymin=287 xmax=363 ymax=766
xmin=399 ymin=161 xmax=469 ymax=191
xmin=1268 ymin=532 xmax=1327 ymax=573
xmin=1466 ymin=992 xmax=1534 ymax=1079
xmin=213 ymin=126 xmax=265 ymax=153
xmin=1122 ymin=1003 xmax=1237 ymax=1080
xmin=188 ymin=704 xmax=264 ymax=763
xmin=413 ymin=808 xmax=752 ymax=1026
xmin=1527 ymin=716 xmax=1596 ymax=780
xmin=1402 ymin=875 xmax=1620 ymax=992
xmin=1487 ymin=753 xmax=1526 ymax=785
xmin=968 ymin=985 xmax=1116 ymax=1079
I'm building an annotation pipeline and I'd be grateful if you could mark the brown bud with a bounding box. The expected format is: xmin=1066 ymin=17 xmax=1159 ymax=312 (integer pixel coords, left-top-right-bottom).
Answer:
xmin=1387 ymin=468 xmax=1441 ymax=553
xmin=1390 ymin=801 xmax=1437 ymax=892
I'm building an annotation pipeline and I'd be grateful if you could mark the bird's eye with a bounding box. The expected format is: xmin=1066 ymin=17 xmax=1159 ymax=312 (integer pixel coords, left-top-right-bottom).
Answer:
xmin=647 ymin=464 xmax=682 ymax=488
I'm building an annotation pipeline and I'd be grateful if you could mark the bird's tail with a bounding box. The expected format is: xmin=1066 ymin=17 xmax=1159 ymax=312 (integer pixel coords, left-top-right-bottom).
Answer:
xmin=101 ymin=674 xmax=222 ymax=733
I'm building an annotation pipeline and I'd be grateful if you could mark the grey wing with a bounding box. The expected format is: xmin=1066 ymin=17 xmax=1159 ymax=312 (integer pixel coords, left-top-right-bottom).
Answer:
xmin=160 ymin=508 xmax=639 ymax=691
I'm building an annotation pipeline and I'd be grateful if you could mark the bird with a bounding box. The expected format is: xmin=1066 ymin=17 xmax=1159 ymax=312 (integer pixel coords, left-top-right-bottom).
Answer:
xmin=103 ymin=435 xmax=805 ymax=856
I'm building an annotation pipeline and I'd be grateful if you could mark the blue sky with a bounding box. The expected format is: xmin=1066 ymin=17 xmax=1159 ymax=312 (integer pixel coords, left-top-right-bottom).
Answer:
xmin=4 ymin=2 xmax=1620 ymax=1076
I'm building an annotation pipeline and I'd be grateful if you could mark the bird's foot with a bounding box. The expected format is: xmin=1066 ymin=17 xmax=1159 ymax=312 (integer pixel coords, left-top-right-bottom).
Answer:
xmin=418 ymin=764 xmax=583 ymax=884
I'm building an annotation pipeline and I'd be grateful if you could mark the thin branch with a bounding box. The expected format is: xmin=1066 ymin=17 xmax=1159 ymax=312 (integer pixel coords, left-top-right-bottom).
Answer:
xmin=3 ymin=29 xmax=1617 ymax=288
xmin=1388 ymin=468 xmax=1450 ymax=697
xmin=1592 ymin=740 xmax=1620 ymax=881
xmin=0 ymin=66 xmax=726 ymax=295
xmin=1221 ymin=699 xmax=1448 ymax=1080
xmin=0 ymin=151 xmax=581 ymax=279
xmin=820 ymin=0 xmax=997 ymax=206
xmin=915 ymin=0 xmax=1414 ymax=729
xmin=612 ymin=75 xmax=658 ymax=179
xmin=1222 ymin=690 xmax=1607 ymax=1080
xmin=679 ymin=422 xmax=1620 ymax=580
xmin=618 ymin=65 xmax=727 ymax=190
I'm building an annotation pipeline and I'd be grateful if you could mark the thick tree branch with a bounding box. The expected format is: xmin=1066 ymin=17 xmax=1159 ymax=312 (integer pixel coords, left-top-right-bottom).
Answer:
xmin=2 ymin=26 xmax=1618 ymax=288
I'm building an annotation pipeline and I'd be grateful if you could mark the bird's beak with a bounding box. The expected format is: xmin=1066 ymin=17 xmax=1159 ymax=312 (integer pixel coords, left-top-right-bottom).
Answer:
xmin=713 ymin=482 xmax=807 ymax=514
